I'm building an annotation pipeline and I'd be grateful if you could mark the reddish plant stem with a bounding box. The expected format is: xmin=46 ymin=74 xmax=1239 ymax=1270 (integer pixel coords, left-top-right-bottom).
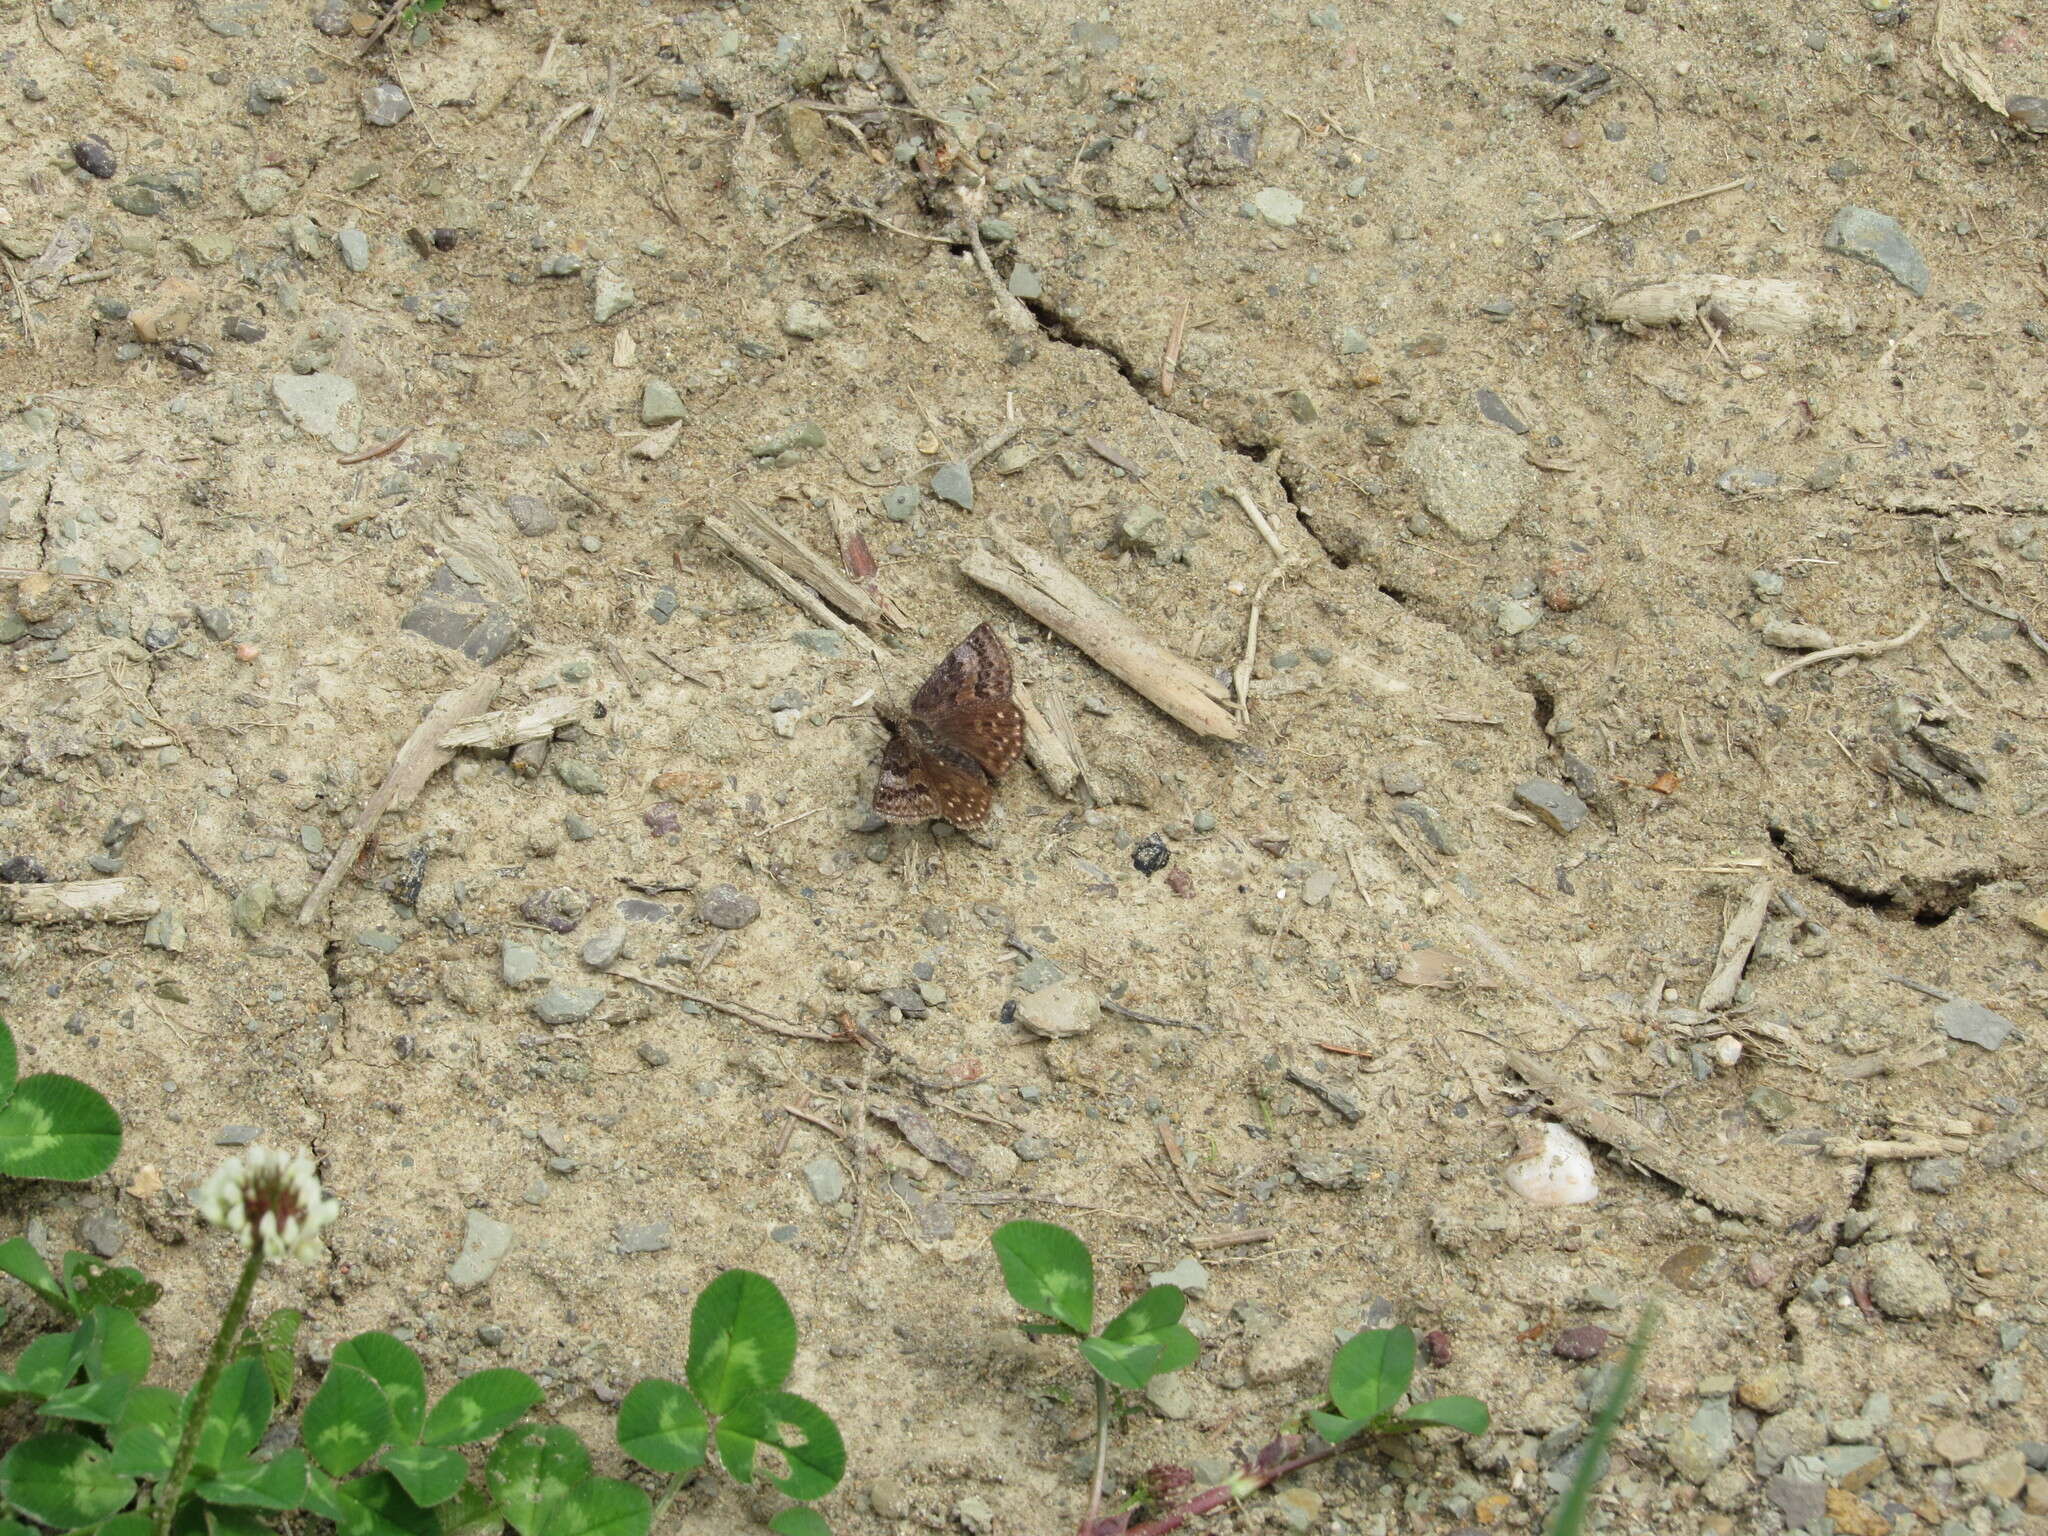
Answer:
xmin=1117 ymin=1441 xmax=1346 ymax=1536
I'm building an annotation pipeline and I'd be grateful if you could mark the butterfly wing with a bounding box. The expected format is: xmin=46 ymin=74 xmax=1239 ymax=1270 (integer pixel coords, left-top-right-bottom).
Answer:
xmin=872 ymin=720 xmax=998 ymax=829
xmin=913 ymin=623 xmax=1026 ymax=779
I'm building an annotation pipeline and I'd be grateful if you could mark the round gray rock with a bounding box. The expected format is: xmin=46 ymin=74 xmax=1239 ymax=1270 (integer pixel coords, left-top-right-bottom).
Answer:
xmin=1401 ymin=423 xmax=1536 ymax=542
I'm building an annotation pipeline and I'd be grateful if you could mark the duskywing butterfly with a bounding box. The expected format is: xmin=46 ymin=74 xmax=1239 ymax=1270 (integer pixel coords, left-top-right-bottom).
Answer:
xmin=872 ymin=623 xmax=1025 ymax=830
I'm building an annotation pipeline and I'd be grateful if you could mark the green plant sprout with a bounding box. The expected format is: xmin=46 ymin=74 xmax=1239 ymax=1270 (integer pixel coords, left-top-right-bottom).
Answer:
xmin=991 ymin=1220 xmax=1199 ymax=1533
xmin=0 ymin=1017 xmax=122 ymax=1184
xmin=992 ymin=1220 xmax=1490 ymax=1536
xmin=0 ymin=1144 xmax=846 ymax=1535
xmin=1547 ymin=1306 xmax=1656 ymax=1536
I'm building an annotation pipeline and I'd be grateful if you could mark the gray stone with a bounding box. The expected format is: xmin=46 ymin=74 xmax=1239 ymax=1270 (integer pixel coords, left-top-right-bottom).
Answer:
xmin=1015 ymin=980 xmax=1097 ymax=1038
xmin=1514 ymin=779 xmax=1588 ymax=833
xmin=930 ymin=461 xmax=975 ymax=510
xmin=551 ymin=758 xmax=605 ymax=795
xmin=143 ymin=907 xmax=187 ymax=953
xmin=270 ymin=372 xmax=359 ymax=447
xmin=501 ymin=940 xmax=544 ymax=988
xmin=1668 ymin=1399 xmax=1736 ymax=1483
xmin=446 ymin=1211 xmax=513 ymax=1291
xmin=1253 ymin=186 xmax=1304 ymax=227
xmin=401 ymin=564 xmax=520 ymax=667
xmin=336 ymin=228 xmax=370 ymax=272
xmin=803 ymin=1156 xmax=845 ymax=1206
xmin=581 ymin=926 xmax=626 ymax=969
xmin=1935 ymin=998 xmax=2013 ymax=1050
xmin=592 ymin=268 xmax=636 ymax=323
xmin=215 ymin=1126 xmax=262 ymax=1146
xmin=1817 ymin=1444 xmax=1888 ymax=1490
xmin=1866 ymin=1239 xmax=1952 ymax=1318
xmin=697 ymin=884 xmax=759 ymax=930
xmin=1755 ymin=1406 xmax=1826 ymax=1474
xmin=231 ymin=883 xmax=274 ymax=937
xmin=781 ymin=300 xmax=832 ymax=339
xmin=1145 ymin=1373 xmax=1195 ymax=1420
xmin=882 ymin=485 xmax=920 ymax=521
xmin=613 ymin=1221 xmax=672 ymax=1255
xmin=1824 ymin=206 xmax=1930 ymax=296
xmin=1495 ymin=598 xmax=1539 ymax=636
xmin=1909 ymin=1157 xmax=1964 ymax=1194
xmin=1401 ymin=423 xmax=1536 ymax=542
xmin=1150 ymin=1257 xmax=1210 ymax=1297
xmin=1006 ymin=263 xmax=1042 ymax=299
xmin=640 ymin=379 xmax=686 ymax=427
xmin=1717 ymin=466 xmax=1782 ymax=495
xmin=1389 ymin=797 xmax=1459 ymax=854
xmin=361 ymin=78 xmax=413 ymax=127
xmin=1987 ymin=1358 xmax=2025 ymax=1409
xmin=505 ymin=494 xmax=556 ymax=536
xmin=1764 ymin=1473 xmax=1826 ymax=1529
xmin=78 ymin=1212 xmax=126 ymax=1259
xmin=533 ymin=985 xmax=603 ymax=1025
xmin=236 ymin=167 xmax=292 ymax=214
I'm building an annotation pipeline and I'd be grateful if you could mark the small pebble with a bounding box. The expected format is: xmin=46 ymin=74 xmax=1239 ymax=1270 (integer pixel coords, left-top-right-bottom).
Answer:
xmin=697 ymin=884 xmax=760 ymax=930
xmin=73 ymin=136 xmax=116 ymax=179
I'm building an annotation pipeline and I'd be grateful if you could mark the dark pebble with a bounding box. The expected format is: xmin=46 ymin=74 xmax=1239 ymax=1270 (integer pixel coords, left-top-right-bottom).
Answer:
xmin=1553 ymin=1325 xmax=1610 ymax=1360
xmin=1131 ymin=837 xmax=1170 ymax=875
xmin=432 ymin=228 xmax=458 ymax=251
xmin=1420 ymin=1329 xmax=1453 ymax=1366
xmin=73 ymin=136 xmax=116 ymax=179
xmin=643 ymin=801 xmax=681 ymax=836
xmin=222 ymin=317 xmax=266 ymax=343
xmin=0 ymin=856 xmax=50 ymax=883
xmin=698 ymin=883 xmax=760 ymax=930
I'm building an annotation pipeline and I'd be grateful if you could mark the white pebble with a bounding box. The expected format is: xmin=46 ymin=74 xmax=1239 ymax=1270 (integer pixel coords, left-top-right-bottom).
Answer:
xmin=1505 ymin=1122 xmax=1599 ymax=1207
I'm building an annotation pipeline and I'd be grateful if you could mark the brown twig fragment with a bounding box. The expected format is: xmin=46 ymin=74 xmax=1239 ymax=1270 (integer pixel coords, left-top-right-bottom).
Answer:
xmin=2 ymin=879 xmax=159 ymax=925
xmin=1698 ymin=878 xmax=1772 ymax=1011
xmin=1761 ymin=612 xmax=1930 ymax=686
xmin=297 ymin=674 xmax=500 ymax=925
xmin=437 ymin=695 xmax=598 ymax=752
xmin=700 ymin=514 xmax=879 ymax=659
xmin=512 ymin=103 xmax=594 ymax=196
xmin=1160 ymin=298 xmax=1189 ymax=397
xmin=337 ymin=426 xmax=416 ymax=465
xmin=959 ymin=526 xmax=1241 ymax=740
xmin=1505 ymin=1050 xmax=1789 ymax=1223
xmin=611 ymin=965 xmax=845 ymax=1041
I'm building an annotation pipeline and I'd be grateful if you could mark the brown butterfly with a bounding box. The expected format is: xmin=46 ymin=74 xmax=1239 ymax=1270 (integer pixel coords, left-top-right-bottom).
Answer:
xmin=872 ymin=623 xmax=1025 ymax=830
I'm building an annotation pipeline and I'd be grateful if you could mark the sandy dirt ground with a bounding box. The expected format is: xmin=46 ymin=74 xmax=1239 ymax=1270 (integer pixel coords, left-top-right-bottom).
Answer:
xmin=4 ymin=0 xmax=2048 ymax=1531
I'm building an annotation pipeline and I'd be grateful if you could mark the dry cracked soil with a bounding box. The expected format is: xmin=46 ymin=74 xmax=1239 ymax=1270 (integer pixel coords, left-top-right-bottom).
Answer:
xmin=4 ymin=0 xmax=2048 ymax=1532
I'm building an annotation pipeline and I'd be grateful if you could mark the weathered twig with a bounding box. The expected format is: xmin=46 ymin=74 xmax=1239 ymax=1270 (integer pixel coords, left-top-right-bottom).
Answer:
xmin=612 ymin=965 xmax=844 ymax=1041
xmin=1821 ymin=1136 xmax=1968 ymax=1161
xmin=437 ymin=695 xmax=598 ymax=752
xmin=1761 ymin=612 xmax=1929 ymax=686
xmin=1232 ymin=564 xmax=1288 ymax=726
xmin=1563 ymin=176 xmax=1746 ymax=242
xmin=2 ymin=878 xmax=159 ymax=925
xmin=297 ymin=673 xmax=500 ymax=925
xmin=700 ymin=515 xmax=878 ymax=659
xmin=1698 ymin=878 xmax=1772 ymax=1011
xmin=1012 ymin=681 xmax=1082 ymax=801
xmin=744 ymin=505 xmax=887 ymax=628
xmin=1160 ymin=298 xmax=1189 ymax=398
xmin=1505 ymin=1050 xmax=1789 ymax=1223
xmin=960 ymin=526 xmax=1241 ymax=740
xmin=1932 ymin=528 xmax=2048 ymax=658
xmin=511 ymin=103 xmax=594 ymax=197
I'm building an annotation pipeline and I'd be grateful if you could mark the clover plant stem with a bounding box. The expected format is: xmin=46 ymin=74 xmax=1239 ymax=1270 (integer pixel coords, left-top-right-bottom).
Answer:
xmin=650 ymin=1467 xmax=697 ymax=1524
xmin=154 ymin=1243 xmax=265 ymax=1536
xmin=1080 ymin=1375 xmax=1110 ymax=1535
xmin=1119 ymin=1439 xmax=1347 ymax=1536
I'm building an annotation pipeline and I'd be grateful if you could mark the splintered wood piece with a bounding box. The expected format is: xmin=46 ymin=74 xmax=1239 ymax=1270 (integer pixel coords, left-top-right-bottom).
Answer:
xmin=297 ymin=673 xmax=500 ymax=925
xmin=1505 ymin=1050 xmax=1789 ymax=1224
xmin=817 ymin=489 xmax=911 ymax=628
xmin=959 ymin=526 xmax=1241 ymax=741
xmin=747 ymin=504 xmax=891 ymax=628
xmin=1012 ymin=681 xmax=1082 ymax=800
xmin=3 ymin=878 xmax=159 ymax=925
xmin=1698 ymin=879 xmax=1773 ymax=1011
xmin=700 ymin=515 xmax=878 ymax=659
xmin=438 ymin=695 xmax=598 ymax=752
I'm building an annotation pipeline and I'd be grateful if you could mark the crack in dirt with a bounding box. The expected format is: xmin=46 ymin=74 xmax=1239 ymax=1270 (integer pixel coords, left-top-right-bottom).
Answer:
xmin=1765 ymin=823 xmax=1991 ymax=927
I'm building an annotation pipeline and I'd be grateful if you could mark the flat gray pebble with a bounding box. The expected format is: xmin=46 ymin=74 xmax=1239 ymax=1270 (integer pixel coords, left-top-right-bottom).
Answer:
xmin=447 ymin=1211 xmax=513 ymax=1292
xmin=1824 ymin=205 xmax=1930 ymax=296
xmin=532 ymin=984 xmax=602 ymax=1025
xmin=360 ymin=78 xmax=413 ymax=127
xmin=803 ymin=1156 xmax=845 ymax=1206
xmin=614 ymin=1221 xmax=672 ymax=1254
xmin=697 ymin=883 xmax=759 ymax=930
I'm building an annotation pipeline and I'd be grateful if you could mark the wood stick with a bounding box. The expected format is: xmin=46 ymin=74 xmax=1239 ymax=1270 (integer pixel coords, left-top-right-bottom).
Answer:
xmin=1762 ymin=612 xmax=1929 ymax=686
xmin=1233 ymin=564 xmax=1287 ymax=726
xmin=512 ymin=102 xmax=593 ymax=196
xmin=1012 ymin=681 xmax=1081 ymax=800
xmin=437 ymin=695 xmax=597 ymax=752
xmin=1161 ymin=298 xmax=1189 ymax=398
xmin=700 ymin=516 xmax=878 ymax=659
xmin=820 ymin=490 xmax=910 ymax=630
xmin=297 ymin=673 xmax=500 ymax=925
xmin=959 ymin=527 xmax=1241 ymax=740
xmin=1698 ymin=878 xmax=1773 ymax=1011
xmin=1821 ymin=1136 xmax=1969 ymax=1161
xmin=1505 ymin=1050 xmax=1788 ymax=1223
xmin=611 ymin=965 xmax=844 ymax=1041
xmin=744 ymin=505 xmax=884 ymax=627
xmin=1226 ymin=485 xmax=1286 ymax=560
xmin=3 ymin=878 xmax=158 ymax=925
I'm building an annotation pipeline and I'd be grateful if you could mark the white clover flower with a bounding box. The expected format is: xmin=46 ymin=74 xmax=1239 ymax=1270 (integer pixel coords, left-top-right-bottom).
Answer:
xmin=193 ymin=1145 xmax=339 ymax=1265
